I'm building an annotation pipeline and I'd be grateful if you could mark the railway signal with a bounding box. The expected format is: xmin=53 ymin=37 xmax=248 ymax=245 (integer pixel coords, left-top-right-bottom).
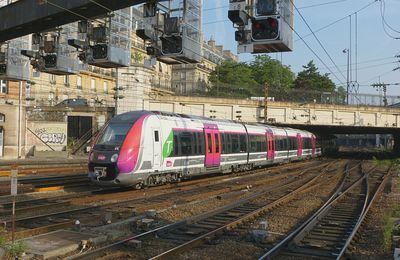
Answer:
xmin=228 ymin=0 xmax=293 ymax=53
xmin=251 ymin=17 xmax=279 ymax=41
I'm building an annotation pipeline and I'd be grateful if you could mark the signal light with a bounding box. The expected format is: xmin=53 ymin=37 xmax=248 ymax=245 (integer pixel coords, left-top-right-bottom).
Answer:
xmin=251 ymin=17 xmax=279 ymax=41
xmin=161 ymin=36 xmax=182 ymax=55
xmin=92 ymin=44 xmax=108 ymax=60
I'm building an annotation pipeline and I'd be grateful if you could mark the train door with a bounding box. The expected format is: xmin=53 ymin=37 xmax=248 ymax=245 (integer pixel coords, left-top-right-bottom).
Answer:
xmin=152 ymin=129 xmax=161 ymax=167
xmin=266 ymin=129 xmax=274 ymax=160
xmin=297 ymin=133 xmax=302 ymax=157
xmin=311 ymin=136 xmax=316 ymax=156
xmin=204 ymin=125 xmax=221 ymax=167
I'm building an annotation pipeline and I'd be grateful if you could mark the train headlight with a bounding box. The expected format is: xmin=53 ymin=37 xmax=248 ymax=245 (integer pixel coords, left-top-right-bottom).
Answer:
xmin=111 ymin=154 xmax=119 ymax=163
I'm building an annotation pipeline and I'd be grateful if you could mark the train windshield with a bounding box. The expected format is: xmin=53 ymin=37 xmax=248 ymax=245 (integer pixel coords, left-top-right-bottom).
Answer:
xmin=96 ymin=123 xmax=132 ymax=147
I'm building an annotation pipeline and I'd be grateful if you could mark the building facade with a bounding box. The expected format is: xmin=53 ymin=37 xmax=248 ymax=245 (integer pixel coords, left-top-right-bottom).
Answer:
xmin=171 ymin=39 xmax=238 ymax=95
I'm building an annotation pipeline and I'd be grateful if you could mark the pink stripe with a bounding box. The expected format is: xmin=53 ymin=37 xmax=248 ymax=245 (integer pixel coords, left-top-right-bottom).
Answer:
xmin=117 ymin=115 xmax=148 ymax=174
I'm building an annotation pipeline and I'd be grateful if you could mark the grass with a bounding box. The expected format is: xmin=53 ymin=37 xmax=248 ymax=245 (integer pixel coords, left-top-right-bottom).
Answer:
xmin=0 ymin=229 xmax=26 ymax=258
xmin=372 ymin=158 xmax=400 ymax=251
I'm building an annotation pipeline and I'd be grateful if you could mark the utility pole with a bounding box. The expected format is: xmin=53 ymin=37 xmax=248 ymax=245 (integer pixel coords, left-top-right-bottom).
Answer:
xmin=371 ymin=82 xmax=400 ymax=107
xmin=264 ymin=82 xmax=269 ymax=123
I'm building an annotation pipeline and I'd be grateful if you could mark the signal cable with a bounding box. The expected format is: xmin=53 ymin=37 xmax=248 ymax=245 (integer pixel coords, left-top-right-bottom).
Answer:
xmin=280 ymin=15 xmax=344 ymax=86
xmin=379 ymin=0 xmax=400 ymax=39
xmin=298 ymin=0 xmax=348 ymax=9
xmin=295 ymin=0 xmax=377 ymax=42
xmin=290 ymin=0 xmax=347 ymax=84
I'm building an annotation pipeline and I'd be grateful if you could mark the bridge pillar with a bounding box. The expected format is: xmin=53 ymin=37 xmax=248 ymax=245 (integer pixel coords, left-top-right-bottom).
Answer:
xmin=393 ymin=134 xmax=400 ymax=156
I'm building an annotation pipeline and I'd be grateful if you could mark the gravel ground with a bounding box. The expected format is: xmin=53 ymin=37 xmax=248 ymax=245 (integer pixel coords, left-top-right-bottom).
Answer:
xmin=348 ymin=173 xmax=399 ymax=259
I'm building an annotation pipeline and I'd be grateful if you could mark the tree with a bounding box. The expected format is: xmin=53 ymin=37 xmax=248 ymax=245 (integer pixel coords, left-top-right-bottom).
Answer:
xmin=208 ymin=60 xmax=260 ymax=98
xmin=208 ymin=56 xmax=295 ymax=98
xmin=294 ymin=61 xmax=336 ymax=92
xmin=251 ymin=55 xmax=294 ymax=92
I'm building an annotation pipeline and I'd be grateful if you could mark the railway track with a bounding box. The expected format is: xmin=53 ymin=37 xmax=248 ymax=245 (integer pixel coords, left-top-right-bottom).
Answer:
xmin=6 ymin=160 xmax=328 ymax=240
xmin=66 ymin=161 xmax=335 ymax=260
xmin=0 ymin=174 xmax=92 ymax=195
xmin=258 ymin=163 xmax=391 ymax=259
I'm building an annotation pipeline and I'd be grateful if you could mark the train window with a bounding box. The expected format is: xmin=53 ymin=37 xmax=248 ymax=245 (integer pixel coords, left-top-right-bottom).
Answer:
xmin=198 ymin=133 xmax=205 ymax=154
xmin=173 ymin=133 xmax=179 ymax=156
xmin=221 ymin=134 xmax=225 ymax=153
xmin=249 ymin=135 xmax=257 ymax=153
xmin=96 ymin=123 xmax=131 ymax=146
xmin=239 ymin=134 xmax=247 ymax=153
xmin=193 ymin=133 xmax=198 ymax=154
xmin=215 ymin=134 xmax=220 ymax=153
xmin=231 ymin=134 xmax=240 ymax=153
xmin=180 ymin=132 xmax=193 ymax=155
xmin=154 ymin=131 xmax=159 ymax=142
xmin=207 ymin=133 xmax=212 ymax=153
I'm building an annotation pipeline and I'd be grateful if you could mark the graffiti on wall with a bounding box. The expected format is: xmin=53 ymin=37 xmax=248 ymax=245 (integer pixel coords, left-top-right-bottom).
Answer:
xmin=34 ymin=128 xmax=66 ymax=144
xmin=27 ymin=122 xmax=68 ymax=151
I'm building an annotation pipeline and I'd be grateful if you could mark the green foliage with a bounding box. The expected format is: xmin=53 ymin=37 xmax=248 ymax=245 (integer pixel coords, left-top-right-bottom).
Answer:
xmin=294 ymin=60 xmax=336 ymax=92
xmin=250 ymin=55 xmax=294 ymax=91
xmin=131 ymin=51 xmax=143 ymax=63
xmin=208 ymin=55 xmax=294 ymax=98
xmin=0 ymin=229 xmax=26 ymax=258
xmin=208 ymin=60 xmax=260 ymax=98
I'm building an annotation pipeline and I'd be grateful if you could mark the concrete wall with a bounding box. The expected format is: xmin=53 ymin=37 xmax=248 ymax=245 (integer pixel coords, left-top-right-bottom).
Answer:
xmin=26 ymin=121 xmax=67 ymax=152
xmin=0 ymin=104 xmax=26 ymax=159
xmin=145 ymin=95 xmax=400 ymax=129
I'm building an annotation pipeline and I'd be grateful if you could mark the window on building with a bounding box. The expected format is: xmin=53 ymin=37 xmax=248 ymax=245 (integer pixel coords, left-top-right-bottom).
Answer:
xmin=91 ymin=79 xmax=96 ymax=92
xmin=49 ymin=74 xmax=56 ymax=84
xmin=0 ymin=80 xmax=7 ymax=94
xmin=180 ymin=72 xmax=185 ymax=79
xmin=76 ymin=76 xmax=82 ymax=89
xmin=103 ymin=81 xmax=108 ymax=93
xmin=64 ymin=75 xmax=69 ymax=86
xmin=0 ymin=113 xmax=5 ymax=122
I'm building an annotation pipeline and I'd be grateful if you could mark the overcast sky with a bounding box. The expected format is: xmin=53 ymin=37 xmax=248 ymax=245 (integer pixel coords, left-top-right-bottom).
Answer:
xmin=202 ymin=0 xmax=400 ymax=95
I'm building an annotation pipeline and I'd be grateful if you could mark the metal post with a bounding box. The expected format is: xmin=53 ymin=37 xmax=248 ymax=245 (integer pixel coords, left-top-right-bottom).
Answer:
xmin=345 ymin=49 xmax=350 ymax=105
xmin=10 ymin=164 xmax=18 ymax=245
xmin=264 ymin=82 xmax=269 ymax=123
xmin=115 ymin=68 xmax=118 ymax=116
xmin=17 ymin=81 xmax=22 ymax=158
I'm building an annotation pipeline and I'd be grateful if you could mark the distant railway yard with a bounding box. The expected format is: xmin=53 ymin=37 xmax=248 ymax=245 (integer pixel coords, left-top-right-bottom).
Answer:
xmin=0 ymin=157 xmax=397 ymax=259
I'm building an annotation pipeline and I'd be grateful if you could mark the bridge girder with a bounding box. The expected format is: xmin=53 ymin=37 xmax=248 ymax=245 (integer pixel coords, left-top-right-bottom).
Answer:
xmin=0 ymin=0 xmax=151 ymax=42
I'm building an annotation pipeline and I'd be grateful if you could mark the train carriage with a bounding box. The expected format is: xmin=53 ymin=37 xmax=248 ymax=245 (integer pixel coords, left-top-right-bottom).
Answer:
xmin=88 ymin=111 xmax=320 ymax=188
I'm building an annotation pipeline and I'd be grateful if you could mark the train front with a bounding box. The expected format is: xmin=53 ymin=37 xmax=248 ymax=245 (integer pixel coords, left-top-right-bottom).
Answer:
xmin=88 ymin=111 xmax=148 ymax=187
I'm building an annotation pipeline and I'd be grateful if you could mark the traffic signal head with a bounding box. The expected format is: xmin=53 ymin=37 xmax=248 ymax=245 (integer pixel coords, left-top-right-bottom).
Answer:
xmin=161 ymin=35 xmax=182 ymax=55
xmin=251 ymin=17 xmax=279 ymax=41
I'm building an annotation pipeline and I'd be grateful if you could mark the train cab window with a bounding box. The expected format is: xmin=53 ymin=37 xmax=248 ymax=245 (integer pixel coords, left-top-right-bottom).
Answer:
xmin=215 ymin=134 xmax=219 ymax=153
xmin=154 ymin=131 xmax=159 ymax=142
xmin=207 ymin=133 xmax=212 ymax=153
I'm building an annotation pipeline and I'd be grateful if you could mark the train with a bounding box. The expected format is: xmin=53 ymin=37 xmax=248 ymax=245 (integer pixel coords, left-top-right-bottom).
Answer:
xmin=88 ymin=110 xmax=321 ymax=188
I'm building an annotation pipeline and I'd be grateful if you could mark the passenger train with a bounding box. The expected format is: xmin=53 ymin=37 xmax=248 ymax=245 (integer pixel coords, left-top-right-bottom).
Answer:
xmin=88 ymin=111 xmax=321 ymax=188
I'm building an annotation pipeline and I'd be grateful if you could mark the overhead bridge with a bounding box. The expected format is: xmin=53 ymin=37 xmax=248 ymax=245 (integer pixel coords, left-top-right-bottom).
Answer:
xmin=0 ymin=0 xmax=153 ymax=42
xmin=141 ymin=95 xmax=400 ymax=154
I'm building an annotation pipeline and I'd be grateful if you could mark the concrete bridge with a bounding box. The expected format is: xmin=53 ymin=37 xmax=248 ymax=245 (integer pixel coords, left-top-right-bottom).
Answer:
xmin=136 ymin=95 xmax=400 ymax=153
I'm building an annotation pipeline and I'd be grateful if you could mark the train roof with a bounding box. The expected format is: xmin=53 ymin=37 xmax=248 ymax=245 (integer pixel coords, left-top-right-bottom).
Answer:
xmin=113 ymin=111 xmax=313 ymax=135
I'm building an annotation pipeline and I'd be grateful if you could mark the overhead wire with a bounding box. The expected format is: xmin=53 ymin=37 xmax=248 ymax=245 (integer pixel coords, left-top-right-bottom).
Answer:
xmin=291 ymin=0 xmax=347 ymax=83
xmin=380 ymin=0 xmax=400 ymax=34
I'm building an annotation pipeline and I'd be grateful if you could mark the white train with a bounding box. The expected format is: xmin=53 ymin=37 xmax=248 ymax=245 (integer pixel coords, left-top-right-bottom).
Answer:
xmin=88 ymin=111 xmax=321 ymax=188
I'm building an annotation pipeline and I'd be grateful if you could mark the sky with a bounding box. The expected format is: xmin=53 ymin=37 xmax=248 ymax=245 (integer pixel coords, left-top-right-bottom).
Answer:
xmin=202 ymin=0 xmax=400 ymax=96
